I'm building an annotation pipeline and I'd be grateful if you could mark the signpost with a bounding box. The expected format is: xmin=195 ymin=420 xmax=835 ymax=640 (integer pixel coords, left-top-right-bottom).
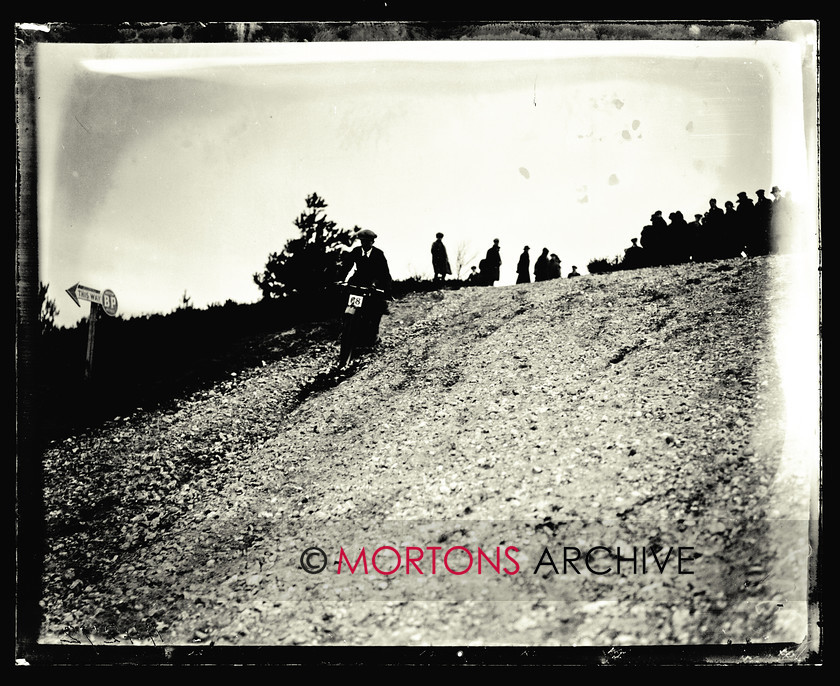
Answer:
xmin=66 ymin=283 xmax=118 ymax=380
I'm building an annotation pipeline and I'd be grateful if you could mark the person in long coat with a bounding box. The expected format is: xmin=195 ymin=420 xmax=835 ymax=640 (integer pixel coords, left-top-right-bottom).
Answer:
xmin=431 ymin=232 xmax=452 ymax=283
xmin=703 ymin=198 xmax=726 ymax=260
xmin=641 ymin=210 xmax=667 ymax=266
xmin=723 ymin=200 xmax=744 ymax=258
xmin=753 ymin=189 xmax=773 ymax=256
xmin=736 ymin=191 xmax=756 ymax=256
xmin=484 ymin=239 xmax=502 ymax=285
xmin=548 ymin=253 xmax=562 ymax=279
xmin=534 ymin=248 xmax=550 ymax=282
xmin=516 ymin=246 xmax=531 ymax=284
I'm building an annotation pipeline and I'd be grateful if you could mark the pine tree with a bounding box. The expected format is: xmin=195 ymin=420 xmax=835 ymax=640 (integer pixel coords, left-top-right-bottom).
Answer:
xmin=39 ymin=282 xmax=59 ymax=334
xmin=254 ymin=193 xmax=356 ymax=299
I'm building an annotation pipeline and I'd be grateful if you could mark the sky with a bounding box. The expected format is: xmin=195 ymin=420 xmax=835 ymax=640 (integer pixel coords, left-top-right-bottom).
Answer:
xmin=32 ymin=28 xmax=817 ymax=328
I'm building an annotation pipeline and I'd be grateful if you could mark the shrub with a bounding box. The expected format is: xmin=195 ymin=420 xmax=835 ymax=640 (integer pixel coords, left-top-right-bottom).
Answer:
xmin=587 ymin=256 xmax=624 ymax=275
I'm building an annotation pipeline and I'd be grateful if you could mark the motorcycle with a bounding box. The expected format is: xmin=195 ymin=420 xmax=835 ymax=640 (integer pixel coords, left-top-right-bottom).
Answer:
xmin=334 ymin=281 xmax=386 ymax=368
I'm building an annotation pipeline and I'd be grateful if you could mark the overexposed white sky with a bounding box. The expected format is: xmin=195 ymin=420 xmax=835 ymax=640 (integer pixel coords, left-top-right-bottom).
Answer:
xmin=34 ymin=30 xmax=817 ymax=328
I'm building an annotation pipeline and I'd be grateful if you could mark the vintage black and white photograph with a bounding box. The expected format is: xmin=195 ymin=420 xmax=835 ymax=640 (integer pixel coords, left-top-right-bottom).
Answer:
xmin=16 ymin=20 xmax=821 ymax=666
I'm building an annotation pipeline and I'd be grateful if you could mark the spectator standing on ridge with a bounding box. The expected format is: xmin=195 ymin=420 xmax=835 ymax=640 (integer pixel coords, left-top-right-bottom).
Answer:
xmin=431 ymin=232 xmax=452 ymax=283
xmin=466 ymin=265 xmax=480 ymax=285
xmin=706 ymin=198 xmax=725 ymax=225
xmin=770 ymin=185 xmax=789 ymax=252
xmin=753 ymin=189 xmax=773 ymax=256
xmin=548 ymin=254 xmax=562 ymax=279
xmin=666 ymin=210 xmax=689 ymax=265
xmin=623 ymin=237 xmax=644 ymax=269
xmin=687 ymin=213 xmax=705 ymax=262
xmin=516 ymin=246 xmax=531 ymax=284
xmin=641 ymin=210 xmax=667 ymax=266
xmin=484 ymin=239 xmax=502 ymax=286
xmin=477 ymin=258 xmax=491 ymax=286
xmin=568 ymin=265 xmax=581 ymax=278
xmin=723 ymin=200 xmax=744 ymax=258
xmin=736 ymin=191 xmax=756 ymax=255
xmin=534 ymin=248 xmax=550 ymax=282
xmin=704 ymin=198 xmax=726 ymax=260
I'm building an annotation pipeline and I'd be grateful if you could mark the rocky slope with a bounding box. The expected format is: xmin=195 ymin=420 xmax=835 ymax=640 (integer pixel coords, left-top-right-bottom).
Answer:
xmin=33 ymin=254 xmax=817 ymax=658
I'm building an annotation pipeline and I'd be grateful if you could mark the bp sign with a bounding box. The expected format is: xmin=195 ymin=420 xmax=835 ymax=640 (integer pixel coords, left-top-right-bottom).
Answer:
xmin=66 ymin=281 xmax=119 ymax=380
xmin=101 ymin=289 xmax=118 ymax=317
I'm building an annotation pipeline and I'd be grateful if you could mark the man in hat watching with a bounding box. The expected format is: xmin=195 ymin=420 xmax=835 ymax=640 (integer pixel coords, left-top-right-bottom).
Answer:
xmin=623 ymin=238 xmax=644 ymax=269
xmin=339 ymin=228 xmax=393 ymax=344
xmin=484 ymin=238 xmax=502 ymax=286
xmin=516 ymin=246 xmax=531 ymax=284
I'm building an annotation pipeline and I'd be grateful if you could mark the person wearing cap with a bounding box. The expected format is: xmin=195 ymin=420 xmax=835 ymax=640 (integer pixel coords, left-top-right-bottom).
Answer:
xmin=339 ymin=228 xmax=393 ymax=343
xmin=623 ymin=237 xmax=644 ymax=269
xmin=340 ymin=229 xmax=392 ymax=291
xmin=431 ymin=232 xmax=452 ymax=283
xmin=640 ymin=211 xmax=667 ymax=267
xmin=516 ymin=246 xmax=531 ymax=284
xmin=568 ymin=265 xmax=581 ymax=278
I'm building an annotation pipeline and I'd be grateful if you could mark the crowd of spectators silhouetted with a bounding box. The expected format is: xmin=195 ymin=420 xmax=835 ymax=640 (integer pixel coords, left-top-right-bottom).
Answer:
xmin=431 ymin=234 xmax=590 ymax=287
xmin=428 ymin=186 xmax=792 ymax=288
xmin=624 ymin=186 xmax=790 ymax=270
xmin=470 ymin=240 xmax=575 ymax=286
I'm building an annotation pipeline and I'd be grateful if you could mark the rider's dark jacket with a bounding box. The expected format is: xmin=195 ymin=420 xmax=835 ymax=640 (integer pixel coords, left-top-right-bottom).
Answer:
xmin=340 ymin=245 xmax=393 ymax=296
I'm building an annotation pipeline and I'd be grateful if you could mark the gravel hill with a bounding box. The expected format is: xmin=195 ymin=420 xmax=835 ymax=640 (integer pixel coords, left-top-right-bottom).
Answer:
xmin=34 ymin=253 xmax=817 ymax=659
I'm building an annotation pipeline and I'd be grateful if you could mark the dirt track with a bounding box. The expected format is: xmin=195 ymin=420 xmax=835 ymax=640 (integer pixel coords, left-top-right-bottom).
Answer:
xmin=35 ymin=254 xmax=817 ymax=659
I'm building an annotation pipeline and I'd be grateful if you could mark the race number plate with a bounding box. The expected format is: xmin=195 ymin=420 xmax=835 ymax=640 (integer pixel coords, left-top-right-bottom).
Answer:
xmin=348 ymin=294 xmax=364 ymax=308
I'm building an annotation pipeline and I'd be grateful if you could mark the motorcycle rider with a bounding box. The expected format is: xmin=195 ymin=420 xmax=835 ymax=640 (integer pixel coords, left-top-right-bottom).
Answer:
xmin=338 ymin=228 xmax=393 ymax=346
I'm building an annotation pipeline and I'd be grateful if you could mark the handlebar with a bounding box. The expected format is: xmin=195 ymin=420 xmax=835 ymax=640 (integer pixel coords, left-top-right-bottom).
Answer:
xmin=334 ymin=281 xmax=386 ymax=295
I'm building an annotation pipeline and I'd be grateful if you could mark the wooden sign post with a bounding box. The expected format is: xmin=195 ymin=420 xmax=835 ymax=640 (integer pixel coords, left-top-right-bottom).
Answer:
xmin=66 ymin=283 xmax=119 ymax=381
